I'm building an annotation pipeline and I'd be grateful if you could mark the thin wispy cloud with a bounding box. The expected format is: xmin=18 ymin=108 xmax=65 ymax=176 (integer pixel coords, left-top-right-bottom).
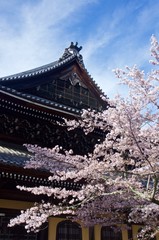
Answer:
xmin=82 ymin=0 xmax=159 ymax=97
xmin=0 ymin=0 xmax=97 ymax=75
xmin=0 ymin=0 xmax=158 ymax=98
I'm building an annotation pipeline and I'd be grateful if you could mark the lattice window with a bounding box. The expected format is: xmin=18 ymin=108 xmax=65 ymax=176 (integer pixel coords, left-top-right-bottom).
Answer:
xmin=28 ymin=78 xmax=101 ymax=110
xmin=56 ymin=220 xmax=82 ymax=240
xmin=101 ymin=226 xmax=122 ymax=240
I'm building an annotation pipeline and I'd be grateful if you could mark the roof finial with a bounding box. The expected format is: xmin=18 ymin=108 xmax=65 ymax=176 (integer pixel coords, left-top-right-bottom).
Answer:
xmin=59 ymin=42 xmax=84 ymax=68
xmin=69 ymin=42 xmax=82 ymax=53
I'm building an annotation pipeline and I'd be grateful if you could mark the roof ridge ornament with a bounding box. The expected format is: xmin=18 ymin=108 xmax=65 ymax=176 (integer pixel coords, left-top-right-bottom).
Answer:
xmin=59 ymin=42 xmax=85 ymax=68
xmin=69 ymin=42 xmax=82 ymax=53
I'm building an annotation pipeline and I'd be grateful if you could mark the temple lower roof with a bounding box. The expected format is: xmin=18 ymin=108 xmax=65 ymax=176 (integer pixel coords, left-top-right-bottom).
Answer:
xmin=0 ymin=141 xmax=30 ymax=167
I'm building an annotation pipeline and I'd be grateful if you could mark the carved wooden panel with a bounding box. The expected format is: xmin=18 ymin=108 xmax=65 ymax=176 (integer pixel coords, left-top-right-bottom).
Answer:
xmin=25 ymin=75 xmax=102 ymax=111
xmin=0 ymin=113 xmax=103 ymax=154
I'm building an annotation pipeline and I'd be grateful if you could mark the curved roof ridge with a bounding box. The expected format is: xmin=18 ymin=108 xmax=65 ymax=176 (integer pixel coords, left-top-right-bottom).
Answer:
xmin=0 ymin=60 xmax=56 ymax=81
xmin=0 ymin=42 xmax=85 ymax=82
xmin=0 ymin=41 xmax=107 ymax=99
xmin=0 ymin=54 xmax=76 ymax=82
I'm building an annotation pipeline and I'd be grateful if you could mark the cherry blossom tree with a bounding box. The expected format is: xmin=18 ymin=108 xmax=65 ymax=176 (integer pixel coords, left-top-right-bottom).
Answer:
xmin=9 ymin=35 xmax=159 ymax=240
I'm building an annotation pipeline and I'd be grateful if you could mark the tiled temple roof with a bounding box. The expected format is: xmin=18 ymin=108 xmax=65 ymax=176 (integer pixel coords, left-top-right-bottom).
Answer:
xmin=0 ymin=141 xmax=82 ymax=189
xmin=0 ymin=42 xmax=105 ymax=97
xmin=0 ymin=42 xmax=83 ymax=82
xmin=0 ymin=43 xmax=106 ymax=188
xmin=0 ymin=141 xmax=30 ymax=167
xmin=0 ymin=84 xmax=81 ymax=116
xmin=0 ymin=58 xmax=69 ymax=82
xmin=0 ymin=42 xmax=107 ymax=116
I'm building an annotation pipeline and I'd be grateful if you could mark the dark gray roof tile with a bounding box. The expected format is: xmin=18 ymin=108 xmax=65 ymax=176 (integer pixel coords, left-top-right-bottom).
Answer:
xmin=0 ymin=143 xmax=31 ymax=167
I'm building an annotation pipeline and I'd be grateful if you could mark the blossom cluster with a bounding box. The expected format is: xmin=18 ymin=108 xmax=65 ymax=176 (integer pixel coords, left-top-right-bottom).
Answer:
xmin=9 ymin=36 xmax=159 ymax=240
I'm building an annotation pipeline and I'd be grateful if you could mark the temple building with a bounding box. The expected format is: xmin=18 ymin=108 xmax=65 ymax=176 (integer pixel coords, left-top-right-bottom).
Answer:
xmin=0 ymin=43 xmax=155 ymax=240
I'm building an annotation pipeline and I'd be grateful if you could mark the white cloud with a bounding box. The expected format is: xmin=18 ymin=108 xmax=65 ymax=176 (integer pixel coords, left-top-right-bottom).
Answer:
xmin=0 ymin=0 xmax=158 ymax=99
xmin=81 ymin=0 xmax=158 ymax=97
xmin=0 ymin=0 xmax=97 ymax=76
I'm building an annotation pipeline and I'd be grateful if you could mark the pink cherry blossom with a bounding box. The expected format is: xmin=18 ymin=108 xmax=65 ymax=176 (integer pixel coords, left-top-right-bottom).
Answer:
xmin=9 ymin=35 xmax=159 ymax=240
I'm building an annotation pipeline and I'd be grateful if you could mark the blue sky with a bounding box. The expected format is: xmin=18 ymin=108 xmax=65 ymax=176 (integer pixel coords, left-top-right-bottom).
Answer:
xmin=0 ymin=0 xmax=158 ymax=98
